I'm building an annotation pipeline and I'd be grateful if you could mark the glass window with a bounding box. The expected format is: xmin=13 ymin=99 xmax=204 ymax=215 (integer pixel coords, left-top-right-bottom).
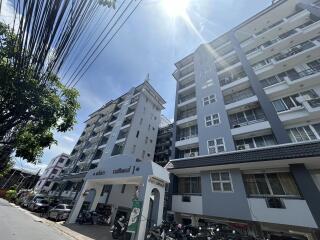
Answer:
xmin=288 ymin=125 xmax=318 ymax=142
xmin=273 ymin=99 xmax=287 ymax=112
xmin=205 ymin=114 xmax=220 ymax=127
xmin=207 ymin=138 xmax=225 ymax=154
xmin=203 ymin=95 xmax=216 ymax=105
xmin=211 ymin=172 xmax=233 ymax=192
xmin=243 ymin=173 xmax=300 ymax=197
xmin=254 ymin=174 xmax=270 ymax=195
xmin=178 ymin=177 xmax=201 ymax=194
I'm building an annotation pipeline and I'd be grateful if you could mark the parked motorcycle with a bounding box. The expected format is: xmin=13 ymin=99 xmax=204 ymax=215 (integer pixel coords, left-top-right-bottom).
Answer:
xmin=111 ymin=216 xmax=128 ymax=239
xmin=76 ymin=210 xmax=94 ymax=225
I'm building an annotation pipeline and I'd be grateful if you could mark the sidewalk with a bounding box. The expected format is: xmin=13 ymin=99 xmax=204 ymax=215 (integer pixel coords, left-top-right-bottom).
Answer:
xmin=10 ymin=202 xmax=113 ymax=240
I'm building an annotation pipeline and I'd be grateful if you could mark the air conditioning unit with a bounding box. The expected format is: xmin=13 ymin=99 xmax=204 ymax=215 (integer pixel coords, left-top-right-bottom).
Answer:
xmin=237 ymin=144 xmax=250 ymax=150
xmin=189 ymin=152 xmax=198 ymax=157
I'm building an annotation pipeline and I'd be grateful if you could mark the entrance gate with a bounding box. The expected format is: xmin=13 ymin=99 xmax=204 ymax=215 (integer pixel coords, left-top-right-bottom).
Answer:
xmin=67 ymin=155 xmax=170 ymax=240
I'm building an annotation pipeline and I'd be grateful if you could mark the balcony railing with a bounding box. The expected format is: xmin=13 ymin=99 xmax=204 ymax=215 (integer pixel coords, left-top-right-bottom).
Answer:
xmin=224 ymin=88 xmax=255 ymax=105
xmin=216 ymin=58 xmax=239 ymax=72
xmin=178 ymin=93 xmax=196 ymax=104
xmin=177 ymin=134 xmax=198 ymax=141
xmin=230 ymin=117 xmax=267 ymax=129
xmin=274 ymin=41 xmax=315 ymax=61
xmin=179 ymin=80 xmax=195 ymax=90
xmin=289 ymin=65 xmax=320 ymax=81
xmin=177 ymin=108 xmax=197 ymax=120
xmin=219 ymin=71 xmax=247 ymax=86
xmin=256 ymin=19 xmax=284 ymax=36
xmin=308 ymin=98 xmax=320 ymax=108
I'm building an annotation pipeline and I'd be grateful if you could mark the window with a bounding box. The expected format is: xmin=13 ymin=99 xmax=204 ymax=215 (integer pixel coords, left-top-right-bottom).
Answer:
xmin=44 ymin=181 xmax=51 ymax=187
xmin=205 ymin=114 xmax=220 ymax=127
xmin=207 ymin=138 xmax=225 ymax=154
xmin=243 ymin=172 xmax=300 ymax=197
xmin=178 ymin=176 xmax=201 ymax=194
xmin=142 ymin=150 xmax=146 ymax=159
xmin=52 ymin=169 xmax=58 ymax=174
xmin=235 ymin=135 xmax=276 ymax=150
xmin=211 ymin=172 xmax=233 ymax=192
xmin=203 ymin=95 xmax=216 ymax=106
xmin=136 ymin=131 xmax=139 ymax=138
xmin=121 ymin=184 xmax=126 ymax=193
xmin=287 ymin=125 xmax=318 ymax=142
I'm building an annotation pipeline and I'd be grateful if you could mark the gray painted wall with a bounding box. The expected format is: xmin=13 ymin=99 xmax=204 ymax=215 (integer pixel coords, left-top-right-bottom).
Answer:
xmin=194 ymin=45 xmax=236 ymax=155
xmin=201 ymin=169 xmax=252 ymax=221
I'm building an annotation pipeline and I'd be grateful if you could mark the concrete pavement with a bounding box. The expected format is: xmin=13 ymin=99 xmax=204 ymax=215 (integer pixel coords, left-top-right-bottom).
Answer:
xmin=0 ymin=198 xmax=70 ymax=240
xmin=0 ymin=198 xmax=114 ymax=240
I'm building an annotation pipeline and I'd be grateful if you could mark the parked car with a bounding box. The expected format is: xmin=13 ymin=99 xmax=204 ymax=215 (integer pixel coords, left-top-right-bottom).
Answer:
xmin=28 ymin=198 xmax=49 ymax=212
xmin=48 ymin=204 xmax=73 ymax=221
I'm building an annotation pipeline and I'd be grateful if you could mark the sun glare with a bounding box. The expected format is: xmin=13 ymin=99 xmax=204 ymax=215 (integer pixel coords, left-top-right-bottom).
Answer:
xmin=163 ymin=0 xmax=189 ymax=17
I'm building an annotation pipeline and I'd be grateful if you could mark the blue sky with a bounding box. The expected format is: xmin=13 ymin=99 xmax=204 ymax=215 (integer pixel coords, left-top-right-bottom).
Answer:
xmin=3 ymin=0 xmax=271 ymax=170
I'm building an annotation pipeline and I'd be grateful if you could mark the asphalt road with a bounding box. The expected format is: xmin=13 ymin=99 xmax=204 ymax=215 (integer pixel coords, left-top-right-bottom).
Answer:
xmin=0 ymin=198 xmax=71 ymax=240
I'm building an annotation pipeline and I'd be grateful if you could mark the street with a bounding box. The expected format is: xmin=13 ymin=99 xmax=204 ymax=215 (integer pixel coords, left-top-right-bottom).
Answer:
xmin=0 ymin=198 xmax=71 ymax=240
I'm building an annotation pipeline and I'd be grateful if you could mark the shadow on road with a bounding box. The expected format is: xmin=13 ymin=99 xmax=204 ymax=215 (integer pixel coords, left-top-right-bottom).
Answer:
xmin=61 ymin=223 xmax=113 ymax=240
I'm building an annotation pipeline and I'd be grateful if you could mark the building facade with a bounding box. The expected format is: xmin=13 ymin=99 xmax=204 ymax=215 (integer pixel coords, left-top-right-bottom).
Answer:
xmin=154 ymin=116 xmax=173 ymax=167
xmin=35 ymin=153 xmax=69 ymax=193
xmin=52 ymin=81 xmax=165 ymax=215
xmin=168 ymin=0 xmax=320 ymax=239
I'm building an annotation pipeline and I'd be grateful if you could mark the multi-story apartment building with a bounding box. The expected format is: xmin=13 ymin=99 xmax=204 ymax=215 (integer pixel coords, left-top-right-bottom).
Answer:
xmin=168 ymin=0 xmax=320 ymax=239
xmin=154 ymin=116 xmax=173 ymax=167
xmin=35 ymin=153 xmax=69 ymax=193
xmin=52 ymin=81 xmax=165 ymax=212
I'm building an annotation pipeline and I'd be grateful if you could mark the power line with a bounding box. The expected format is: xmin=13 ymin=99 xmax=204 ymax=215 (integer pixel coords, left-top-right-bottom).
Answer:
xmin=67 ymin=0 xmax=143 ymax=88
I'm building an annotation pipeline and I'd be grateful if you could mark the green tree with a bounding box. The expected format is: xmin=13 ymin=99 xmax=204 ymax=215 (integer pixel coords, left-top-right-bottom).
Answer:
xmin=0 ymin=22 xmax=80 ymax=173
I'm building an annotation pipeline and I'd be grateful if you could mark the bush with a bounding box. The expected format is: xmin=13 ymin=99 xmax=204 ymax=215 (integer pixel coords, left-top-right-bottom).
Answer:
xmin=5 ymin=189 xmax=17 ymax=202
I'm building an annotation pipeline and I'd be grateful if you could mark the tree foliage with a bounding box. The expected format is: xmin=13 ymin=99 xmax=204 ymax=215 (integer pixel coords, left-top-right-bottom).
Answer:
xmin=0 ymin=22 xmax=80 ymax=171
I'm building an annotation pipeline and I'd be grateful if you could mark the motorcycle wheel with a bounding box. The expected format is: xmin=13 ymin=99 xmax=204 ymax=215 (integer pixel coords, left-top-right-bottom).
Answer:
xmin=112 ymin=231 xmax=119 ymax=239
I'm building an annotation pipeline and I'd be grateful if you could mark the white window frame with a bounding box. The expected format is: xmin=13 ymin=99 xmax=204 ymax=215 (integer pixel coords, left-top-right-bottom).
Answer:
xmin=207 ymin=138 xmax=225 ymax=154
xmin=203 ymin=94 xmax=216 ymax=106
xmin=205 ymin=113 xmax=220 ymax=127
xmin=210 ymin=171 xmax=234 ymax=193
xmin=287 ymin=125 xmax=320 ymax=142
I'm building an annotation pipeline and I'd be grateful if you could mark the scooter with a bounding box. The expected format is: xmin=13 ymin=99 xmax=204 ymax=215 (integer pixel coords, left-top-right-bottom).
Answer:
xmin=76 ymin=210 xmax=94 ymax=225
xmin=111 ymin=216 xmax=128 ymax=239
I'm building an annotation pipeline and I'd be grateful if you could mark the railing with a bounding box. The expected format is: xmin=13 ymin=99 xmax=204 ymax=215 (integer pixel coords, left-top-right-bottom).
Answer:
xmin=256 ymin=19 xmax=284 ymax=36
xmin=178 ymin=93 xmax=196 ymax=104
xmin=230 ymin=117 xmax=267 ymax=129
xmin=122 ymin=119 xmax=132 ymax=126
xmin=224 ymin=88 xmax=255 ymax=105
xmin=177 ymin=108 xmax=197 ymax=120
xmin=179 ymin=66 xmax=194 ymax=79
xmin=308 ymin=98 xmax=320 ymax=108
xmin=274 ymin=41 xmax=315 ymax=61
xmin=179 ymin=80 xmax=195 ymax=90
xmin=289 ymin=66 xmax=320 ymax=81
xmin=219 ymin=71 xmax=247 ymax=86
xmin=177 ymin=134 xmax=198 ymax=141
xmin=216 ymin=58 xmax=239 ymax=72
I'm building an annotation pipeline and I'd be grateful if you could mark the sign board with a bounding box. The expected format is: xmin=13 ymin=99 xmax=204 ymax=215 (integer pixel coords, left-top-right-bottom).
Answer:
xmin=127 ymin=200 xmax=142 ymax=233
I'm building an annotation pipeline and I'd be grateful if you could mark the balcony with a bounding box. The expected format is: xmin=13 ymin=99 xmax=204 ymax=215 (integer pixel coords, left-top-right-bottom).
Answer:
xmin=224 ymin=88 xmax=255 ymax=105
xmin=307 ymin=98 xmax=320 ymax=109
xmin=273 ymin=41 xmax=316 ymax=62
xmin=178 ymin=92 xmax=196 ymax=107
xmin=219 ymin=71 xmax=247 ymax=87
xmin=175 ymin=136 xmax=199 ymax=149
xmin=231 ymin=120 xmax=271 ymax=137
xmin=178 ymin=80 xmax=195 ymax=93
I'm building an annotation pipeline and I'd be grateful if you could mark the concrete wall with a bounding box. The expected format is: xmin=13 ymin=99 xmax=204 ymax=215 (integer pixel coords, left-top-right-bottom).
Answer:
xmin=124 ymin=91 xmax=161 ymax=161
xmin=201 ymin=169 xmax=252 ymax=221
xmin=248 ymin=198 xmax=318 ymax=228
xmin=194 ymin=45 xmax=236 ymax=155
xmin=171 ymin=195 xmax=203 ymax=215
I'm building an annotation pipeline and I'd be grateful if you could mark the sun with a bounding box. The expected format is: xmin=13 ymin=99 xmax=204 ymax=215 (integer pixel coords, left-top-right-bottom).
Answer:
xmin=162 ymin=0 xmax=189 ymax=17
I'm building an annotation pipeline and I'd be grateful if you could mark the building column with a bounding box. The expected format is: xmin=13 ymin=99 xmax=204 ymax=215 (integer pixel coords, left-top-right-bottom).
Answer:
xmin=290 ymin=164 xmax=320 ymax=228
xmin=89 ymin=184 xmax=104 ymax=211
xmin=228 ymin=31 xmax=291 ymax=144
xmin=67 ymin=181 xmax=93 ymax=223
xmin=297 ymin=2 xmax=320 ymax=18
